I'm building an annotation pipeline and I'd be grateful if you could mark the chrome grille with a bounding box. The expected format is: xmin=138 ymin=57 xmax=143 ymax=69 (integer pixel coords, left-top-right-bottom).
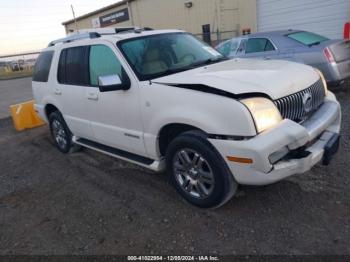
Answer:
xmin=274 ymin=79 xmax=325 ymax=122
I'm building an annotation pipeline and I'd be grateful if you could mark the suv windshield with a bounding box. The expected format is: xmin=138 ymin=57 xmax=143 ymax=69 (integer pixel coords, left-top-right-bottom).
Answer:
xmin=287 ymin=31 xmax=329 ymax=46
xmin=118 ymin=33 xmax=225 ymax=81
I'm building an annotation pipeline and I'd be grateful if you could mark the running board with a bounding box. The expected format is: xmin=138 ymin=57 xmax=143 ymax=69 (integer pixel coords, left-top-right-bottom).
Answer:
xmin=74 ymin=138 xmax=164 ymax=171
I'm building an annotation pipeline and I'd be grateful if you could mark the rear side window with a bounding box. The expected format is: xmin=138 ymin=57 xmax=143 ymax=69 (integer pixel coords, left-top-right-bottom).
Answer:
xmin=57 ymin=46 xmax=90 ymax=85
xmin=246 ymin=38 xmax=275 ymax=53
xmin=33 ymin=51 xmax=54 ymax=82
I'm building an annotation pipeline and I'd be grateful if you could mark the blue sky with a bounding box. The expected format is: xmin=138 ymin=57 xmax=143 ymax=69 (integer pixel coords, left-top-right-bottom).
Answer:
xmin=0 ymin=0 xmax=121 ymax=55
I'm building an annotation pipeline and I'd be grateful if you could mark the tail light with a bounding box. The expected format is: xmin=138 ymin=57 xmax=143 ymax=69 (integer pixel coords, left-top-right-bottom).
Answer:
xmin=323 ymin=47 xmax=335 ymax=64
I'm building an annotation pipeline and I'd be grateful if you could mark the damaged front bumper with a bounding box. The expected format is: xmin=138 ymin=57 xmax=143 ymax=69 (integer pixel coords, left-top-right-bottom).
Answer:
xmin=210 ymin=92 xmax=341 ymax=186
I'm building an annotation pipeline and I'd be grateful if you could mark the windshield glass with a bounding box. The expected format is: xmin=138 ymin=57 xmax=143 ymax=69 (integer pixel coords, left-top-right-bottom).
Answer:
xmin=118 ymin=33 xmax=224 ymax=80
xmin=287 ymin=31 xmax=329 ymax=46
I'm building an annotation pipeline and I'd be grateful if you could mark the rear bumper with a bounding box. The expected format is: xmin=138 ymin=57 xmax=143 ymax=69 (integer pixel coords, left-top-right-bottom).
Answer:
xmin=327 ymin=60 xmax=350 ymax=83
xmin=210 ymin=91 xmax=341 ymax=185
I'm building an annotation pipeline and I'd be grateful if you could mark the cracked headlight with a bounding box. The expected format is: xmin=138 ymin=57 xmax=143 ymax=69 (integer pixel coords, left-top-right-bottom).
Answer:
xmin=241 ymin=97 xmax=282 ymax=133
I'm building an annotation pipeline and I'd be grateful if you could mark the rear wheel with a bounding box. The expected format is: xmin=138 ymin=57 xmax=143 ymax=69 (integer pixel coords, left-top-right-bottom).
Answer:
xmin=166 ymin=131 xmax=237 ymax=208
xmin=49 ymin=111 xmax=80 ymax=153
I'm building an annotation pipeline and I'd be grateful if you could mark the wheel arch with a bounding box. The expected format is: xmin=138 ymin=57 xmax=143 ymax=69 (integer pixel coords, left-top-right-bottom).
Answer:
xmin=44 ymin=103 xmax=60 ymax=120
xmin=158 ymin=123 xmax=207 ymax=157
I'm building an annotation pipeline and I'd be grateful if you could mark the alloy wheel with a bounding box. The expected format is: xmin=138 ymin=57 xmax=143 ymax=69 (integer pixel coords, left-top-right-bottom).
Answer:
xmin=173 ymin=148 xmax=215 ymax=199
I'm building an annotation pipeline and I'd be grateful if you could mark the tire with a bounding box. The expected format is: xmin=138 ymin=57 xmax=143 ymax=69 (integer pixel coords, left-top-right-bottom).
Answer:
xmin=166 ymin=130 xmax=237 ymax=208
xmin=48 ymin=111 xmax=81 ymax=154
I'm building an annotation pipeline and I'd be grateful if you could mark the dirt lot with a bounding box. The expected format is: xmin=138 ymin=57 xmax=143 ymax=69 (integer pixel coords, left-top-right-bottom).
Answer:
xmin=0 ymin=84 xmax=349 ymax=255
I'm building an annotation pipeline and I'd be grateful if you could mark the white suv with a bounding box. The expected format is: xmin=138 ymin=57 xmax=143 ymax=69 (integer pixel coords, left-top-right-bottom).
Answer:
xmin=32 ymin=28 xmax=341 ymax=208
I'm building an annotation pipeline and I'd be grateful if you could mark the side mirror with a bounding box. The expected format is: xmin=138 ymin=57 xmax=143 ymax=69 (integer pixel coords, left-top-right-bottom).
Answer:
xmin=98 ymin=74 xmax=130 ymax=92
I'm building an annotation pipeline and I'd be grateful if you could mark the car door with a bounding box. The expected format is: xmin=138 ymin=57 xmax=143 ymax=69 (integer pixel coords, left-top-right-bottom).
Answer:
xmin=240 ymin=37 xmax=279 ymax=60
xmin=54 ymin=46 xmax=95 ymax=140
xmin=83 ymin=42 xmax=147 ymax=156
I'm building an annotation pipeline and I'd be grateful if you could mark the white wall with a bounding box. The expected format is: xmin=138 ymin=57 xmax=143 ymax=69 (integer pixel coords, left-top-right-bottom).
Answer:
xmin=257 ymin=0 xmax=350 ymax=39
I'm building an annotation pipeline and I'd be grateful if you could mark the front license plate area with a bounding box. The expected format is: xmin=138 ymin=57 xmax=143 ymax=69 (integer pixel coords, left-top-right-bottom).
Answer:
xmin=323 ymin=134 xmax=340 ymax=165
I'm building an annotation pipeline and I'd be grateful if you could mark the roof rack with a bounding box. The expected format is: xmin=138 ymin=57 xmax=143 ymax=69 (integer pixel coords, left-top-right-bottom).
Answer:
xmin=48 ymin=27 xmax=154 ymax=47
xmin=48 ymin=32 xmax=101 ymax=47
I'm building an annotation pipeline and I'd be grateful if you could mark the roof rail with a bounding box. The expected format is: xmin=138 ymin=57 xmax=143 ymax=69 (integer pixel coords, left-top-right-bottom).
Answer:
xmin=48 ymin=27 xmax=155 ymax=47
xmin=48 ymin=32 xmax=100 ymax=47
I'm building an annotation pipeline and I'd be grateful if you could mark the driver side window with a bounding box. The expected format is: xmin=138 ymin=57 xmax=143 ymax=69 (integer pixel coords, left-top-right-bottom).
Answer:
xmin=89 ymin=45 xmax=124 ymax=86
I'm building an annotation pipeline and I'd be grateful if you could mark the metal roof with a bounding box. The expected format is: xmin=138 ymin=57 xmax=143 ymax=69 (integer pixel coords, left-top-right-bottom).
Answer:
xmin=62 ymin=0 xmax=135 ymax=25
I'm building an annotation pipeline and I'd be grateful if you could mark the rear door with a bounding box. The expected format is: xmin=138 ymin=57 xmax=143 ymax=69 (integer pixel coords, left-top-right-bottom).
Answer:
xmin=54 ymin=46 xmax=95 ymax=140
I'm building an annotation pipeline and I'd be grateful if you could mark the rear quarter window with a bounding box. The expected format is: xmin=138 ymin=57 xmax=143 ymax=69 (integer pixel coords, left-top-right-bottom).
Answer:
xmin=33 ymin=51 xmax=54 ymax=82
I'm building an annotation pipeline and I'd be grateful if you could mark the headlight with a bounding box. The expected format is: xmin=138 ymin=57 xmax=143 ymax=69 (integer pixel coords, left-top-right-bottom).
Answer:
xmin=314 ymin=68 xmax=328 ymax=95
xmin=241 ymin=97 xmax=282 ymax=133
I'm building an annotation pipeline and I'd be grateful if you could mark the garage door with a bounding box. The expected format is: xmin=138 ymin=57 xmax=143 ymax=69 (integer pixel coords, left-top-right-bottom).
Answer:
xmin=257 ymin=0 xmax=350 ymax=39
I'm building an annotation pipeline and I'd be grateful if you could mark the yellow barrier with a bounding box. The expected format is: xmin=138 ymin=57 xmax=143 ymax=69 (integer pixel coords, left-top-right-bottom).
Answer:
xmin=9 ymin=100 xmax=45 ymax=131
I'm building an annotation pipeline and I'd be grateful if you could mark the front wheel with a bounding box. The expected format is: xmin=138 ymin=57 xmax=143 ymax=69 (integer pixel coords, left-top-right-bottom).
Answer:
xmin=166 ymin=131 xmax=237 ymax=208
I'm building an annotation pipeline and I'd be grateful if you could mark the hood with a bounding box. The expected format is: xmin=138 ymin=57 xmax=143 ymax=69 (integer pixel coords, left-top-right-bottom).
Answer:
xmin=153 ymin=59 xmax=320 ymax=100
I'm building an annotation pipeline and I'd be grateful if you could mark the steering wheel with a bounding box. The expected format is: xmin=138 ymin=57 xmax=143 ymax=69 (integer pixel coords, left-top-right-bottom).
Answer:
xmin=179 ymin=54 xmax=196 ymax=64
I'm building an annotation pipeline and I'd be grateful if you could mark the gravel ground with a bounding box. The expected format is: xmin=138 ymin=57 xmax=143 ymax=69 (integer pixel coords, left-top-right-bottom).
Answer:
xmin=0 ymin=83 xmax=349 ymax=255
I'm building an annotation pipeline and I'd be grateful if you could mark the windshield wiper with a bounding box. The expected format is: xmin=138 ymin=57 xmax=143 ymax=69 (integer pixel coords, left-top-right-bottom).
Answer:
xmin=190 ymin=57 xmax=228 ymax=68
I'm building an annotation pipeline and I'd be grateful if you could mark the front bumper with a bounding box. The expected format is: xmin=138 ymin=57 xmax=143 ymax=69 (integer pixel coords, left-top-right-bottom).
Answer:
xmin=210 ymin=91 xmax=341 ymax=185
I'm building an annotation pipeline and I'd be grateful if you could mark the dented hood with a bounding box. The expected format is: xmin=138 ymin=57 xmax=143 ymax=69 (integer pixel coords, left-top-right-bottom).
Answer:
xmin=153 ymin=59 xmax=320 ymax=100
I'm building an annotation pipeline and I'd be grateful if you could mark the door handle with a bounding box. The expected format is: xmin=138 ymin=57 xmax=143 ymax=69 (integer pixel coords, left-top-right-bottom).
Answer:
xmin=264 ymin=56 xmax=271 ymax=60
xmin=54 ymin=89 xmax=62 ymax=95
xmin=87 ymin=92 xmax=99 ymax=101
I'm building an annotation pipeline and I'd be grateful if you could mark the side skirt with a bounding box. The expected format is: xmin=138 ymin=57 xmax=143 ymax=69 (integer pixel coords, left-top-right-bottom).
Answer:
xmin=73 ymin=137 xmax=165 ymax=172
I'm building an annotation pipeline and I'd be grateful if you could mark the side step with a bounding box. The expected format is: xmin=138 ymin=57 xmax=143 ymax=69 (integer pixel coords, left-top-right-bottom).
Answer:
xmin=75 ymin=138 xmax=155 ymax=166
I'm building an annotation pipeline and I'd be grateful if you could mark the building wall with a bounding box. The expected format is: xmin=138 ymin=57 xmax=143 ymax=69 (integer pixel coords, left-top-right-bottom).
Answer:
xmin=65 ymin=3 xmax=131 ymax=33
xmin=64 ymin=0 xmax=257 ymax=42
xmin=257 ymin=0 xmax=350 ymax=39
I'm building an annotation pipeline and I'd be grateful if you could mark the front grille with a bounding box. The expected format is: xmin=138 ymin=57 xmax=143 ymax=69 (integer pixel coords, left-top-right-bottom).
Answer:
xmin=274 ymin=79 xmax=325 ymax=122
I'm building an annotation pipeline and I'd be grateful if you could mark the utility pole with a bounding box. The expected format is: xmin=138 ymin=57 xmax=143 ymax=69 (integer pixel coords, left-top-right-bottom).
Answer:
xmin=71 ymin=5 xmax=79 ymax=33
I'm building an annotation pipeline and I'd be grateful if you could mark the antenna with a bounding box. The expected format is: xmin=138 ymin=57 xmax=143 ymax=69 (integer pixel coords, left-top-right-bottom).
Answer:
xmin=71 ymin=5 xmax=79 ymax=34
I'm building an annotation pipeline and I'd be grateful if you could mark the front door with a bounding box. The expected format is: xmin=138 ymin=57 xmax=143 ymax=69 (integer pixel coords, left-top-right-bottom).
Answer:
xmin=84 ymin=43 xmax=147 ymax=156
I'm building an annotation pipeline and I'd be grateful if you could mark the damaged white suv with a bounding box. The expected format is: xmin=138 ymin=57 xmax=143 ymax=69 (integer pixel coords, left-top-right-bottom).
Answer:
xmin=32 ymin=28 xmax=341 ymax=208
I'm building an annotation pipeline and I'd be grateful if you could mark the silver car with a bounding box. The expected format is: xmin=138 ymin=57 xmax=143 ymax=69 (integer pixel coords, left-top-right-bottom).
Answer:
xmin=216 ymin=30 xmax=350 ymax=85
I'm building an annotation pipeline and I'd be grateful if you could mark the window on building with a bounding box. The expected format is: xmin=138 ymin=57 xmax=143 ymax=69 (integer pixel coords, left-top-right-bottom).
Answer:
xmin=33 ymin=51 xmax=54 ymax=82
xmin=57 ymin=46 xmax=90 ymax=85
xmin=89 ymin=45 xmax=124 ymax=86
xmin=245 ymin=38 xmax=276 ymax=54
